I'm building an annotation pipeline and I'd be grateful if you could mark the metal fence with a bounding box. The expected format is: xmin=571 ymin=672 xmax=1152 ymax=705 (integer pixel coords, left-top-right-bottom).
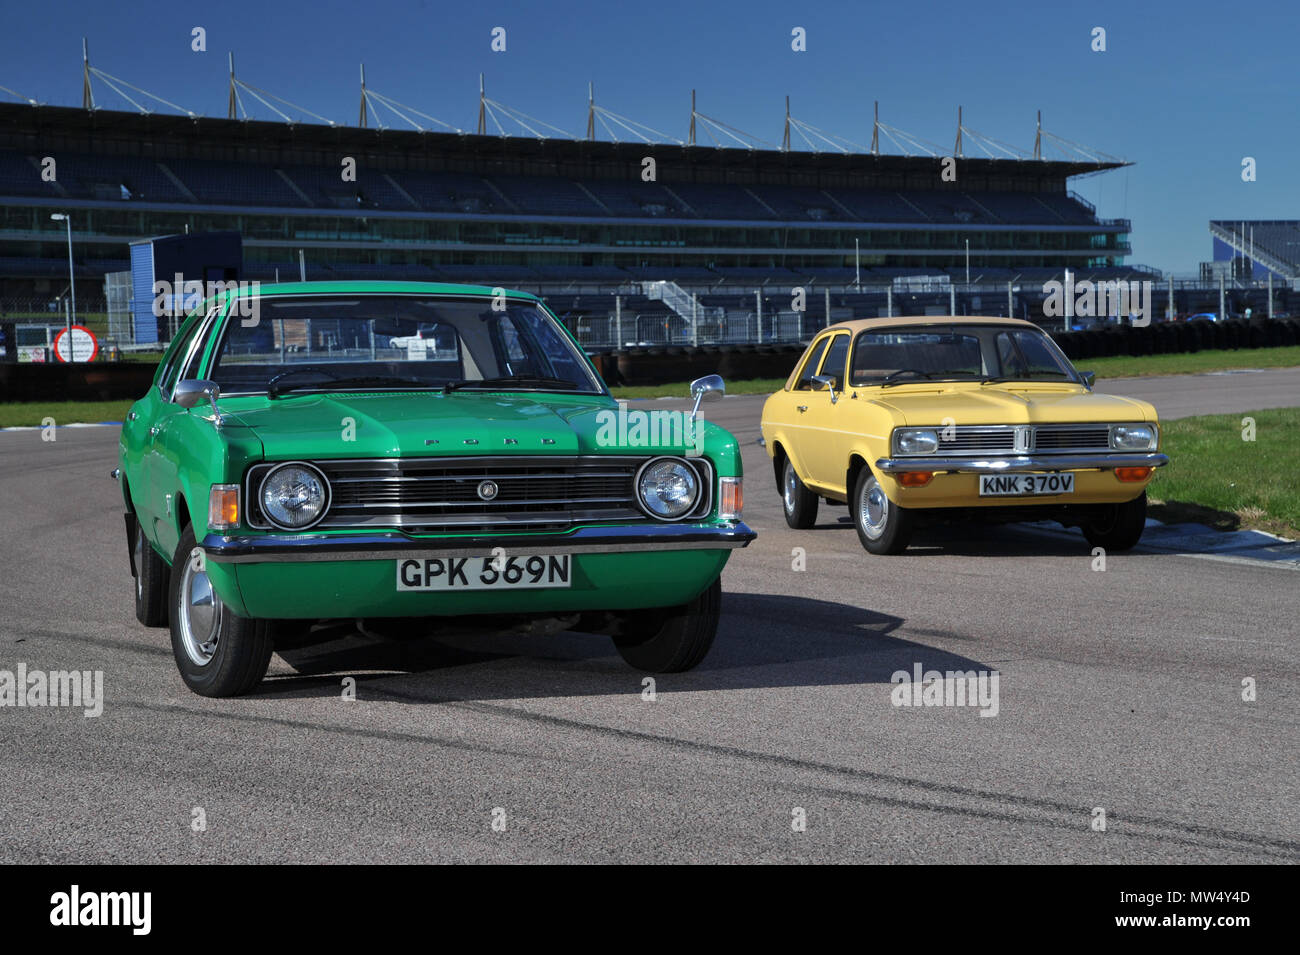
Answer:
xmin=2 ymin=273 xmax=1295 ymax=358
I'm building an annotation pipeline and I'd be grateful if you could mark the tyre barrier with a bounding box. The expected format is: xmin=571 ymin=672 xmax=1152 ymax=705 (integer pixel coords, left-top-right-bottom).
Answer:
xmin=1050 ymin=319 xmax=1298 ymax=362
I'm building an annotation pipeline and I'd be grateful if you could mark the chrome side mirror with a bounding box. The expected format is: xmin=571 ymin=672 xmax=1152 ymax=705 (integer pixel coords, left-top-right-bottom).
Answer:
xmin=175 ymin=379 xmax=222 ymax=425
xmin=810 ymin=374 xmax=838 ymax=403
xmin=689 ymin=374 xmax=725 ymax=420
xmin=1079 ymin=370 xmax=1096 ymax=389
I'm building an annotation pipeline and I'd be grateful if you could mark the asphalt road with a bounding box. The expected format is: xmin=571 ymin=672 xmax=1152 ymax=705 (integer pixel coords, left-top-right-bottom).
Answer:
xmin=1 ymin=370 xmax=1297 ymax=863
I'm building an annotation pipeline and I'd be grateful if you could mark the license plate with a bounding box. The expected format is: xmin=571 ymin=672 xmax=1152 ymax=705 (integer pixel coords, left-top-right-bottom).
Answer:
xmin=396 ymin=554 xmax=572 ymax=591
xmin=979 ymin=473 xmax=1075 ymax=496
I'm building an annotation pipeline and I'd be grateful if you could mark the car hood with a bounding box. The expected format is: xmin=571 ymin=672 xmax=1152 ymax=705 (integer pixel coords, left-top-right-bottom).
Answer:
xmin=219 ymin=391 xmax=697 ymax=459
xmin=866 ymin=383 xmax=1156 ymax=426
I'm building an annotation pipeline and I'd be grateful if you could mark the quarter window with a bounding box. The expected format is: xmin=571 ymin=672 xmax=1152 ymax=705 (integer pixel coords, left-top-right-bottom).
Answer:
xmin=793 ymin=337 xmax=829 ymax=390
xmin=818 ymin=334 xmax=851 ymax=391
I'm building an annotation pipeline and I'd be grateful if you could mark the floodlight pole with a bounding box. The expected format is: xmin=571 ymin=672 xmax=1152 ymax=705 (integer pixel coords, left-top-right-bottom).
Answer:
xmin=359 ymin=63 xmax=367 ymax=128
xmin=586 ymin=82 xmax=594 ymax=140
xmin=477 ymin=74 xmax=486 ymax=135
xmin=965 ymin=239 xmax=970 ymax=284
xmin=50 ymin=213 xmax=75 ymax=361
xmin=82 ymin=38 xmax=94 ymax=110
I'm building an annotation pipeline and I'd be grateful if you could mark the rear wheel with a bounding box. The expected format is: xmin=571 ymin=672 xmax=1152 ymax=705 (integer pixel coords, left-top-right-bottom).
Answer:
xmin=132 ymin=516 xmax=169 ymax=627
xmin=1083 ymin=492 xmax=1147 ymax=551
xmin=169 ymin=525 xmax=273 ymax=697
xmin=612 ymin=578 xmax=721 ymax=673
xmin=852 ymin=469 xmax=915 ymax=555
xmin=781 ymin=457 xmax=819 ymax=529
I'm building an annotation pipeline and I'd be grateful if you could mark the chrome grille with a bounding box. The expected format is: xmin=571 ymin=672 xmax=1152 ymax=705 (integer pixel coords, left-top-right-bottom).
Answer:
xmin=936 ymin=428 xmax=1017 ymax=453
xmin=1032 ymin=426 xmax=1111 ymax=451
xmin=904 ymin=424 xmax=1116 ymax=456
xmin=246 ymin=455 xmax=712 ymax=531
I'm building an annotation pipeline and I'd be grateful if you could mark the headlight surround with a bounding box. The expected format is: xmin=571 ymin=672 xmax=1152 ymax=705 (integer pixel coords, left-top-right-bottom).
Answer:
xmin=893 ymin=428 xmax=941 ymax=455
xmin=637 ymin=457 xmax=700 ymax=520
xmin=1110 ymin=424 xmax=1158 ymax=451
xmin=258 ymin=463 xmax=329 ymax=530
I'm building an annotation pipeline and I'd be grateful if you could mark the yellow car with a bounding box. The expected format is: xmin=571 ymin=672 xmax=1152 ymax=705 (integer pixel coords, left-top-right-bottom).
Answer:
xmin=760 ymin=316 xmax=1168 ymax=554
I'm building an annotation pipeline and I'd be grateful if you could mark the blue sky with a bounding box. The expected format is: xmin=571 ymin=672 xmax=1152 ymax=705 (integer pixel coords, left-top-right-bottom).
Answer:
xmin=3 ymin=0 xmax=1295 ymax=273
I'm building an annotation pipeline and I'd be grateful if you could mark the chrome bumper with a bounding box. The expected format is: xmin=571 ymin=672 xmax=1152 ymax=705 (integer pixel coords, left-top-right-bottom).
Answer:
xmin=874 ymin=452 xmax=1169 ymax=474
xmin=202 ymin=521 xmax=756 ymax=564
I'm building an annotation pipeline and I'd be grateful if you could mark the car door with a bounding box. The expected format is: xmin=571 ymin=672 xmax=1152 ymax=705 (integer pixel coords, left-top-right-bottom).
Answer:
xmin=776 ymin=334 xmax=830 ymax=476
xmin=800 ymin=331 xmax=852 ymax=492
xmin=143 ymin=314 xmax=210 ymax=555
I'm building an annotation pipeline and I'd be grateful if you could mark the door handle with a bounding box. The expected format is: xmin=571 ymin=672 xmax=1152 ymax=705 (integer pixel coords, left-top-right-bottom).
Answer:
xmin=148 ymin=425 xmax=161 ymax=437
xmin=797 ymin=405 xmax=808 ymax=413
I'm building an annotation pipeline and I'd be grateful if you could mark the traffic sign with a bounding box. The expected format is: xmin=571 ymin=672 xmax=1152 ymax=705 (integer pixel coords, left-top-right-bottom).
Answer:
xmin=52 ymin=326 xmax=99 ymax=363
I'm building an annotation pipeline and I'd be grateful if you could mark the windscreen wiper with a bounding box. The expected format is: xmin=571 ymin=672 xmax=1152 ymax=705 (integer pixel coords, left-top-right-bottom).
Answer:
xmin=269 ymin=374 xmax=432 ymax=398
xmin=444 ymin=375 xmax=578 ymax=392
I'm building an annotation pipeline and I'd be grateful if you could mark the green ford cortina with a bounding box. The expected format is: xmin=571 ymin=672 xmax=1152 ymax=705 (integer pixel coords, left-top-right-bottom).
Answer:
xmin=116 ymin=282 xmax=754 ymax=697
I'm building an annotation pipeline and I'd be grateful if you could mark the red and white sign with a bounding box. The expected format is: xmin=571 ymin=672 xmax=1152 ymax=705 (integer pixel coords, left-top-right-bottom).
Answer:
xmin=52 ymin=326 xmax=99 ymax=363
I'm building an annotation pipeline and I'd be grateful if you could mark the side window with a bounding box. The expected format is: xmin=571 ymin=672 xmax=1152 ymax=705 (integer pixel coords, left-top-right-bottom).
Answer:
xmin=181 ymin=307 xmax=221 ymax=381
xmin=159 ymin=315 xmax=207 ymax=398
xmin=818 ymin=334 xmax=851 ymax=391
xmin=793 ymin=338 xmax=829 ymax=390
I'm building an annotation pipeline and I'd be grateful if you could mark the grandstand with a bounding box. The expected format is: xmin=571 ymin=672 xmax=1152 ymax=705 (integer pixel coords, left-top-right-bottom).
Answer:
xmin=0 ymin=100 xmax=1148 ymax=346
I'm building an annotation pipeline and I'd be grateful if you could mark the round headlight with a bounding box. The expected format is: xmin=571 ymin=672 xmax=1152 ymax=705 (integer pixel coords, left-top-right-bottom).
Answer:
xmin=896 ymin=428 xmax=940 ymax=455
xmin=1112 ymin=424 xmax=1157 ymax=451
xmin=259 ymin=463 xmax=329 ymax=529
xmin=637 ymin=457 xmax=700 ymax=520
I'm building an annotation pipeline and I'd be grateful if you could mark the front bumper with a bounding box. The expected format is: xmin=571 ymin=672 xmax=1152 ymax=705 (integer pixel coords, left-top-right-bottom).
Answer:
xmin=874 ymin=452 xmax=1169 ymax=474
xmin=198 ymin=522 xmax=756 ymax=618
xmin=202 ymin=521 xmax=756 ymax=564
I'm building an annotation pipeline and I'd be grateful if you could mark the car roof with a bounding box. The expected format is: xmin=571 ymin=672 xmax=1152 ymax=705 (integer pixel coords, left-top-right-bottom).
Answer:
xmin=818 ymin=315 xmax=1044 ymax=335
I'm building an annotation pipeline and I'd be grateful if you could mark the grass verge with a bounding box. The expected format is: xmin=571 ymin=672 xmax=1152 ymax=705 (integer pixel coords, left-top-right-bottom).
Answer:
xmin=1148 ymin=407 xmax=1299 ymax=539
xmin=0 ymin=400 xmax=132 ymax=428
xmin=1080 ymin=345 xmax=1300 ymax=379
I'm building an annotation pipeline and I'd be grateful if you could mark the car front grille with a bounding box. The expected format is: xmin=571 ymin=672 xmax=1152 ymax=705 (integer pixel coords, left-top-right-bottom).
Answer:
xmin=245 ymin=455 xmax=713 ymax=531
xmin=925 ymin=425 xmax=1114 ymax=456
xmin=1032 ymin=426 xmax=1112 ymax=452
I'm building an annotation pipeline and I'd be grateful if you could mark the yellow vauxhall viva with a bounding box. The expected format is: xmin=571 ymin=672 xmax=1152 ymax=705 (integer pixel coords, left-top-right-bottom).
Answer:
xmin=760 ymin=316 xmax=1168 ymax=554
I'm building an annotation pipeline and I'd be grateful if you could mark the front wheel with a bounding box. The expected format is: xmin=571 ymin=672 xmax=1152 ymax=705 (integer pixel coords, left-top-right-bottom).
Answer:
xmin=782 ymin=457 xmax=819 ymax=529
xmin=612 ymin=578 xmax=721 ymax=673
xmin=851 ymin=469 xmax=915 ymax=555
xmin=1083 ymin=492 xmax=1147 ymax=551
xmin=169 ymin=525 xmax=273 ymax=697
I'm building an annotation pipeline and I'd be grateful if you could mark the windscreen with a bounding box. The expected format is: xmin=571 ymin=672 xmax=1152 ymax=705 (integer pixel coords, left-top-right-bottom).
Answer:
xmin=207 ymin=295 xmax=601 ymax=396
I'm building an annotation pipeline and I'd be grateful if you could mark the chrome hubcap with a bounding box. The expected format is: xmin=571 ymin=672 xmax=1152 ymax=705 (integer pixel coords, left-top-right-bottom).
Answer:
xmin=860 ymin=478 xmax=889 ymax=540
xmin=179 ymin=549 xmax=222 ymax=666
xmin=783 ymin=462 xmax=797 ymax=512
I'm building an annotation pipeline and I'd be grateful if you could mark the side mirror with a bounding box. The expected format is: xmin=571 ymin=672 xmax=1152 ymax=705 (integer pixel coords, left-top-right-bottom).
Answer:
xmin=1078 ymin=370 xmax=1096 ymax=389
xmin=689 ymin=374 xmax=725 ymax=420
xmin=175 ymin=379 xmax=222 ymax=425
xmin=810 ymin=374 xmax=838 ymax=403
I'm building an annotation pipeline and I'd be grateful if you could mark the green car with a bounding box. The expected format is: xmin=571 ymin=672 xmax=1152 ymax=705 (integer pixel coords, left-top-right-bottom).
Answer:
xmin=116 ymin=282 xmax=754 ymax=697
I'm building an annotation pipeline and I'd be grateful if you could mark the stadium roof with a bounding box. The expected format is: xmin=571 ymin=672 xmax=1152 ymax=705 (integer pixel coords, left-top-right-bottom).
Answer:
xmin=0 ymin=102 xmax=1127 ymax=186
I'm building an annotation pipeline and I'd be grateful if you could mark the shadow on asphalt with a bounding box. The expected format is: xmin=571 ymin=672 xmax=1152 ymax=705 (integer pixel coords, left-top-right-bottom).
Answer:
xmin=807 ymin=513 xmax=1137 ymax=558
xmin=255 ymin=592 xmax=990 ymax=701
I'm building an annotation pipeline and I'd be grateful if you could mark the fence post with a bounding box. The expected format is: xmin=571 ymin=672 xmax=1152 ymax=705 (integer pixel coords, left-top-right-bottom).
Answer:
xmin=1007 ymin=281 xmax=1013 ymax=318
xmin=756 ymin=290 xmax=763 ymax=344
xmin=615 ymin=295 xmax=622 ymax=348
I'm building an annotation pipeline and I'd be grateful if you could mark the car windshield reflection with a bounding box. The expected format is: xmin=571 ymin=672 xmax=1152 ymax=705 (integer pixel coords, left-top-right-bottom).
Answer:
xmin=208 ymin=294 xmax=601 ymax=396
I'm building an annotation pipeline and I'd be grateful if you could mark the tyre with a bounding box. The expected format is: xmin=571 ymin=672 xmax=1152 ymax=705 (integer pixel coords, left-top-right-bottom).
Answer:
xmin=781 ymin=456 xmax=819 ymax=529
xmin=169 ymin=525 xmax=273 ymax=697
xmin=132 ymin=515 xmax=169 ymax=628
xmin=612 ymin=578 xmax=721 ymax=673
xmin=851 ymin=468 xmax=915 ymax=555
xmin=1083 ymin=491 xmax=1147 ymax=552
